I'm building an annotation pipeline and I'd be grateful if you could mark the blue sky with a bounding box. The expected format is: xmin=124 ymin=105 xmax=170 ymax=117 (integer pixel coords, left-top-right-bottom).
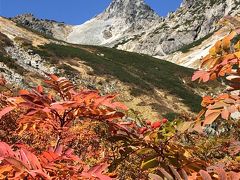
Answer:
xmin=0 ymin=0 xmax=182 ymax=25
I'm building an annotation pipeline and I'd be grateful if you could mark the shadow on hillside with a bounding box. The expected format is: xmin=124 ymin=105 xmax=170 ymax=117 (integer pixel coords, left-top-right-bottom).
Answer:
xmin=32 ymin=43 xmax=212 ymax=113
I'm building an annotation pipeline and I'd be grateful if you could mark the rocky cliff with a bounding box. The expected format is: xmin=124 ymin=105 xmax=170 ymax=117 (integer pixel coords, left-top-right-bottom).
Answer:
xmin=66 ymin=0 xmax=161 ymax=45
xmin=67 ymin=0 xmax=240 ymax=55
xmin=11 ymin=13 xmax=72 ymax=40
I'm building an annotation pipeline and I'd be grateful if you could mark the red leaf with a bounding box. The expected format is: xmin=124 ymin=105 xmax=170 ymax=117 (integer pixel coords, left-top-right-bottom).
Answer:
xmin=139 ymin=127 xmax=148 ymax=134
xmin=227 ymin=171 xmax=240 ymax=180
xmin=82 ymin=163 xmax=111 ymax=180
xmin=199 ymin=170 xmax=212 ymax=180
xmin=192 ymin=71 xmax=206 ymax=81
xmin=36 ymin=85 xmax=43 ymax=93
xmin=207 ymin=167 xmax=227 ymax=180
xmin=146 ymin=120 xmax=152 ymax=125
xmin=0 ymin=142 xmax=15 ymax=157
xmin=54 ymin=145 xmax=63 ymax=155
xmin=162 ymin=118 xmax=168 ymax=124
xmin=227 ymin=105 xmax=237 ymax=113
xmin=151 ymin=121 xmax=162 ymax=129
xmin=0 ymin=106 xmax=15 ymax=119
xmin=22 ymin=149 xmax=42 ymax=171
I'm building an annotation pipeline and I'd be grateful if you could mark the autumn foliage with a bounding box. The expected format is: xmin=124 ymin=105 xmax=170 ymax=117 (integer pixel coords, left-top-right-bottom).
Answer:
xmin=0 ymin=17 xmax=240 ymax=179
xmin=0 ymin=74 xmax=129 ymax=179
xmin=0 ymin=73 xmax=239 ymax=179
xmin=192 ymin=26 xmax=240 ymax=128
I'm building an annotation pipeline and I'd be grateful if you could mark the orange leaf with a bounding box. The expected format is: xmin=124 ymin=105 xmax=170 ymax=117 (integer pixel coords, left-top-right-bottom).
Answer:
xmin=192 ymin=70 xmax=207 ymax=82
xmin=0 ymin=165 xmax=13 ymax=175
xmin=202 ymin=73 xmax=210 ymax=82
xmin=18 ymin=90 xmax=30 ymax=95
xmin=222 ymin=32 xmax=236 ymax=50
xmin=204 ymin=111 xmax=221 ymax=125
xmin=208 ymin=101 xmax=226 ymax=110
xmin=218 ymin=94 xmax=229 ymax=99
xmin=210 ymin=73 xmax=217 ymax=80
xmin=49 ymin=74 xmax=59 ymax=81
xmin=214 ymin=41 xmax=222 ymax=54
xmin=36 ymin=85 xmax=43 ymax=93
xmin=221 ymin=109 xmax=230 ymax=119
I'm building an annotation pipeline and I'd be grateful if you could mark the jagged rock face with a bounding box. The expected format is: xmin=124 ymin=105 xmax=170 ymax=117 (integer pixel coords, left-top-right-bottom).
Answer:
xmin=103 ymin=0 xmax=159 ymax=21
xmin=66 ymin=0 xmax=161 ymax=45
xmin=12 ymin=14 xmax=55 ymax=36
xmin=11 ymin=14 xmax=72 ymax=41
xmin=119 ymin=0 xmax=240 ymax=56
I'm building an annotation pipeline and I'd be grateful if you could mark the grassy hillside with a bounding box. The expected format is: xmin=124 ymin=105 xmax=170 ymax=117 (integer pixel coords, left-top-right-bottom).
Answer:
xmin=0 ymin=21 xmax=220 ymax=116
xmin=31 ymin=43 xmax=219 ymax=113
xmin=0 ymin=24 xmax=223 ymax=120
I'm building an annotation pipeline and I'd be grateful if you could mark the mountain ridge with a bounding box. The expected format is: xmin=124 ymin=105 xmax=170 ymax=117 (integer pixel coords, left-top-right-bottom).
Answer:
xmin=9 ymin=0 xmax=240 ymax=68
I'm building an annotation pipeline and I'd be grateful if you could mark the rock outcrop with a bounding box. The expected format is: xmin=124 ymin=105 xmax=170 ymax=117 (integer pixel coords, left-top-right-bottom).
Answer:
xmin=11 ymin=13 xmax=72 ymax=41
xmin=117 ymin=0 xmax=239 ymax=55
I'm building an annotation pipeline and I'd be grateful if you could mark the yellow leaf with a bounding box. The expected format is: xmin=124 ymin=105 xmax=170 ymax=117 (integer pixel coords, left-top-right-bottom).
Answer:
xmin=214 ymin=41 xmax=222 ymax=54
xmin=236 ymin=156 xmax=240 ymax=162
xmin=18 ymin=124 xmax=28 ymax=136
xmin=141 ymin=158 xmax=159 ymax=170
xmin=234 ymin=40 xmax=240 ymax=50
xmin=184 ymin=150 xmax=192 ymax=158
xmin=209 ymin=46 xmax=217 ymax=56
xmin=222 ymin=32 xmax=237 ymax=50
xmin=234 ymin=51 xmax=240 ymax=58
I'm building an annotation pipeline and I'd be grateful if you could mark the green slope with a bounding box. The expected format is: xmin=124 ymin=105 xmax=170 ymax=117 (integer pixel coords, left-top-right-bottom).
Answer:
xmin=31 ymin=43 xmax=218 ymax=113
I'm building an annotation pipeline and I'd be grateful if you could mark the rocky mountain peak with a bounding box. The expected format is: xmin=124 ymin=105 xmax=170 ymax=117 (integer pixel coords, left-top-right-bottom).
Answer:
xmin=14 ymin=13 xmax=34 ymax=20
xmin=101 ymin=0 xmax=160 ymax=21
xmin=180 ymin=0 xmax=195 ymax=7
